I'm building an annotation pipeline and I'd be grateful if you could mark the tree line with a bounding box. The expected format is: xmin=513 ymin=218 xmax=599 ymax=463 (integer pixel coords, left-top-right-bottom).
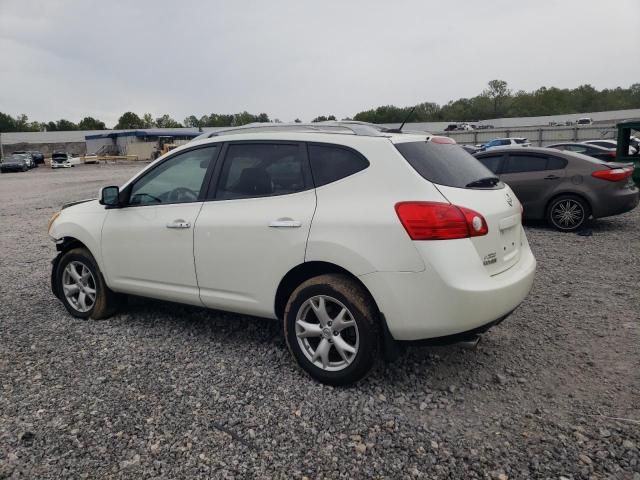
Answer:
xmin=353 ymin=81 xmax=640 ymax=123
xmin=1 ymin=81 xmax=639 ymax=133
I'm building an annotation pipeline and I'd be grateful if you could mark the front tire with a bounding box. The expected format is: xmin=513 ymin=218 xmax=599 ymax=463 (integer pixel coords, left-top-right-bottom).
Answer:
xmin=284 ymin=274 xmax=380 ymax=386
xmin=546 ymin=194 xmax=590 ymax=232
xmin=55 ymin=247 xmax=120 ymax=319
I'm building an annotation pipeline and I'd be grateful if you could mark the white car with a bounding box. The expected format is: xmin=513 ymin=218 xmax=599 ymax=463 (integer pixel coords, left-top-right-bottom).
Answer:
xmin=48 ymin=123 xmax=536 ymax=385
xmin=51 ymin=152 xmax=81 ymax=168
xmin=480 ymin=138 xmax=531 ymax=151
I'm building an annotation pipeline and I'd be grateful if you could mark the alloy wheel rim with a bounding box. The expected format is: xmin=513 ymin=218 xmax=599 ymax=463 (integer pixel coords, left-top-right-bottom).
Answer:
xmin=551 ymin=199 xmax=584 ymax=229
xmin=295 ymin=295 xmax=359 ymax=372
xmin=62 ymin=261 xmax=97 ymax=313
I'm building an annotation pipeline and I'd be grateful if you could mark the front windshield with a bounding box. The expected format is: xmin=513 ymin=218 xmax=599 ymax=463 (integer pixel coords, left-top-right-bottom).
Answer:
xmin=9 ymin=154 xmax=26 ymax=162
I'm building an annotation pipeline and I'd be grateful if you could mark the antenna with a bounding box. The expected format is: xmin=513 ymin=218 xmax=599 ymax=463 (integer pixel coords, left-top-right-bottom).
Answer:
xmin=384 ymin=106 xmax=416 ymax=133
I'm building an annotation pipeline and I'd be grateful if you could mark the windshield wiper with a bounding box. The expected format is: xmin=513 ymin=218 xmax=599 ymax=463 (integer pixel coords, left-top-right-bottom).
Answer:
xmin=466 ymin=176 xmax=500 ymax=188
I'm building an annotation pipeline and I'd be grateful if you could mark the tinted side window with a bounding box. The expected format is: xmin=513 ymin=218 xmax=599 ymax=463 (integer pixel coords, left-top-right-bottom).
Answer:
xmin=130 ymin=146 xmax=216 ymax=205
xmin=217 ymin=144 xmax=305 ymax=199
xmin=477 ymin=155 xmax=502 ymax=173
xmin=547 ymin=156 xmax=568 ymax=170
xmin=503 ymin=154 xmax=548 ymax=173
xmin=308 ymin=144 xmax=369 ymax=187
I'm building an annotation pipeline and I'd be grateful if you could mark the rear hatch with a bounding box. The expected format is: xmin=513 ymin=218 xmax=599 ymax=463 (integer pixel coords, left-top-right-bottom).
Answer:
xmin=394 ymin=137 xmax=523 ymax=276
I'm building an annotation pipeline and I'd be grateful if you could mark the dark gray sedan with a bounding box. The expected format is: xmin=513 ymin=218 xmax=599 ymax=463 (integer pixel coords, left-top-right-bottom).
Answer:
xmin=0 ymin=154 xmax=30 ymax=173
xmin=474 ymin=147 xmax=639 ymax=231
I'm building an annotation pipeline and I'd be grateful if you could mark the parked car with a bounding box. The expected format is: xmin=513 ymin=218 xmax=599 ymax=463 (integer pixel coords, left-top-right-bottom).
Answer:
xmin=51 ymin=152 xmax=81 ymax=168
xmin=48 ymin=123 xmax=536 ymax=385
xmin=0 ymin=153 xmax=30 ymax=173
xmin=474 ymin=147 xmax=638 ymax=231
xmin=461 ymin=145 xmax=479 ymax=154
xmin=546 ymin=142 xmax=617 ymax=162
xmin=576 ymin=117 xmax=593 ymax=126
xmin=479 ymin=138 xmax=531 ymax=151
xmin=476 ymin=124 xmax=495 ymax=130
xmin=444 ymin=124 xmax=458 ymax=132
xmin=12 ymin=151 xmax=36 ymax=168
xmin=583 ymin=139 xmax=637 ymax=155
xmin=29 ymin=150 xmax=45 ymax=165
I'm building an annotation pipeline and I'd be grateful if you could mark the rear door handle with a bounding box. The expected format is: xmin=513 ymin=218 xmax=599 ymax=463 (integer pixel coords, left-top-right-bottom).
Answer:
xmin=544 ymin=175 xmax=560 ymax=180
xmin=269 ymin=218 xmax=302 ymax=228
xmin=166 ymin=219 xmax=191 ymax=229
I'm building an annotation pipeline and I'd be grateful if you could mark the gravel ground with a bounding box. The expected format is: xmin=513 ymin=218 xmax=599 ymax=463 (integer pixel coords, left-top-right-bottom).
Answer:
xmin=1 ymin=164 xmax=639 ymax=480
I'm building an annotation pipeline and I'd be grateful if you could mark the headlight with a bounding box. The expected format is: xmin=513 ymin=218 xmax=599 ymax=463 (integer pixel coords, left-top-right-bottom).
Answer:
xmin=48 ymin=211 xmax=61 ymax=234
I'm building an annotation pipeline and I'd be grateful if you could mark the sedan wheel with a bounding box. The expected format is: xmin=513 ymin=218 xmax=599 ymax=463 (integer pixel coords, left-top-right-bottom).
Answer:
xmin=547 ymin=195 xmax=589 ymax=232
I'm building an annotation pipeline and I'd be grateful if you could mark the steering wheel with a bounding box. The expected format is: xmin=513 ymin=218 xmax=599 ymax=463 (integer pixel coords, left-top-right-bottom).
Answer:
xmin=168 ymin=187 xmax=198 ymax=203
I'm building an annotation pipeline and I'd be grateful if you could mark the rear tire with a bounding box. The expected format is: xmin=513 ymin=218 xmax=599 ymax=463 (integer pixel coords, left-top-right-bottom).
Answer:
xmin=55 ymin=247 xmax=120 ymax=319
xmin=546 ymin=194 xmax=590 ymax=232
xmin=284 ymin=274 xmax=380 ymax=386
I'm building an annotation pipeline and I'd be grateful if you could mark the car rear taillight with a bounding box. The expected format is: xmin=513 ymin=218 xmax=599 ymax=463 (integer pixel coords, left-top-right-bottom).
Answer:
xmin=395 ymin=202 xmax=488 ymax=240
xmin=591 ymin=167 xmax=633 ymax=182
xmin=607 ymin=151 xmax=616 ymax=159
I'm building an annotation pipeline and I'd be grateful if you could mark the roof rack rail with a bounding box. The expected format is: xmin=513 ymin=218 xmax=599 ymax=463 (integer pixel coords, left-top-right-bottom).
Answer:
xmin=194 ymin=121 xmax=390 ymax=140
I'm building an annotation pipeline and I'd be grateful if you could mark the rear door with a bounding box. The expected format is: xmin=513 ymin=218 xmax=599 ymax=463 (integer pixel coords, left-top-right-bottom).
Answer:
xmin=193 ymin=142 xmax=316 ymax=318
xmin=499 ymin=152 xmax=566 ymax=218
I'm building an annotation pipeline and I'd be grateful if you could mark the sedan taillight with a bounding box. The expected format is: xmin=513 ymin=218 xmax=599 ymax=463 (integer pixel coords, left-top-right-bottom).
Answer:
xmin=591 ymin=167 xmax=633 ymax=182
xmin=395 ymin=202 xmax=488 ymax=240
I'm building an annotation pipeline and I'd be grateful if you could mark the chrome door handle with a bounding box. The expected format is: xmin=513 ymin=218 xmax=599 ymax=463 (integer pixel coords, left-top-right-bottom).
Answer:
xmin=269 ymin=218 xmax=302 ymax=228
xmin=166 ymin=219 xmax=191 ymax=229
xmin=544 ymin=175 xmax=560 ymax=180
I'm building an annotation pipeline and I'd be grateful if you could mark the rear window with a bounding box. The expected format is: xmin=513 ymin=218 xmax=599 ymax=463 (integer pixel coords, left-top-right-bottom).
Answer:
xmin=395 ymin=142 xmax=498 ymax=189
xmin=514 ymin=138 xmax=529 ymax=144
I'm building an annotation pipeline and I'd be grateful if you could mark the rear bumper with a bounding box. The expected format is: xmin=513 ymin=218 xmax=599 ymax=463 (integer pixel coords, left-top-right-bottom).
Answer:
xmin=592 ymin=186 xmax=639 ymax=218
xmin=359 ymin=234 xmax=536 ymax=341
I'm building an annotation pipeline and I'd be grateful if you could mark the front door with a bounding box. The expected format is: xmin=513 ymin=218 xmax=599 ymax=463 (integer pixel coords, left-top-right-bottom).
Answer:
xmin=101 ymin=145 xmax=219 ymax=305
xmin=194 ymin=142 xmax=316 ymax=318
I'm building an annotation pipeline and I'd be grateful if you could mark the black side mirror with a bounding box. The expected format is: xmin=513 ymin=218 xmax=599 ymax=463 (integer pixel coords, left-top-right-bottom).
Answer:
xmin=99 ymin=186 xmax=120 ymax=207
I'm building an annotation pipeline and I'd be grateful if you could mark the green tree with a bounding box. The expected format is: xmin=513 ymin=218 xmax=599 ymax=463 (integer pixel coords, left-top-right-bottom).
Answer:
xmin=142 ymin=113 xmax=155 ymax=128
xmin=0 ymin=112 xmax=16 ymax=132
xmin=155 ymin=114 xmax=182 ymax=128
xmin=485 ymin=80 xmax=510 ymax=116
xmin=311 ymin=115 xmax=336 ymax=122
xmin=114 ymin=112 xmax=145 ymax=129
xmin=78 ymin=116 xmax=106 ymax=130
xmin=184 ymin=115 xmax=201 ymax=128
xmin=55 ymin=119 xmax=78 ymax=131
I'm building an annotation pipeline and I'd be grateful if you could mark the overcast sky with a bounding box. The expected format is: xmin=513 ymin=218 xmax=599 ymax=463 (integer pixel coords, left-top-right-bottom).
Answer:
xmin=1 ymin=0 xmax=638 ymax=127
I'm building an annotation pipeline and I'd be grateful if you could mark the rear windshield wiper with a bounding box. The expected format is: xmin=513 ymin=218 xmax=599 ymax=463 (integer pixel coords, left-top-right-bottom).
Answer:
xmin=465 ymin=176 xmax=500 ymax=188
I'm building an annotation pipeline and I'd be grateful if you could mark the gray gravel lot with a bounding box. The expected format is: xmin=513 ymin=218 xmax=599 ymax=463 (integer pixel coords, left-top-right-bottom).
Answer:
xmin=1 ymin=163 xmax=639 ymax=479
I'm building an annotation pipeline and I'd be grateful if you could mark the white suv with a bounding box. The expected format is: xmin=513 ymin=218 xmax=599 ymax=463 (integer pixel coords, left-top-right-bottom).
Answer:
xmin=48 ymin=123 xmax=536 ymax=385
